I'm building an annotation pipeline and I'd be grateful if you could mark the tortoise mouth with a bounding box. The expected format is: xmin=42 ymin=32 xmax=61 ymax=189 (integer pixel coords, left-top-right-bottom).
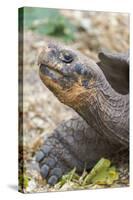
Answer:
xmin=39 ymin=64 xmax=63 ymax=80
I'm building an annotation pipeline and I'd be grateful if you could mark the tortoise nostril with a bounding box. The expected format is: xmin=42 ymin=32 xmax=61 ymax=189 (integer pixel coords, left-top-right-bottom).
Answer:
xmin=51 ymin=49 xmax=57 ymax=55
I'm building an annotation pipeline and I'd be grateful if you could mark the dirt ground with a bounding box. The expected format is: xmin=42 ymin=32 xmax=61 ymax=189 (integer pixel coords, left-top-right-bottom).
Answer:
xmin=20 ymin=11 xmax=129 ymax=193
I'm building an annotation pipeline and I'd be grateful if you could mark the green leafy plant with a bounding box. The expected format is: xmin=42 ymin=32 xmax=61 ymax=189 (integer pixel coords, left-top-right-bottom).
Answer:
xmin=56 ymin=158 xmax=119 ymax=189
xmin=83 ymin=158 xmax=119 ymax=185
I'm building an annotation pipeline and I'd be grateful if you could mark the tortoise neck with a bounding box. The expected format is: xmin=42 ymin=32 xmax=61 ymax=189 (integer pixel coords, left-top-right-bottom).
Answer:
xmin=76 ymin=78 xmax=129 ymax=147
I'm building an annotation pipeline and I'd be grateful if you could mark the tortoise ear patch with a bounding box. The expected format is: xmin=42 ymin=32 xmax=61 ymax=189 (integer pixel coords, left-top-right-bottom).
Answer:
xmin=75 ymin=63 xmax=82 ymax=74
xmin=82 ymin=80 xmax=88 ymax=88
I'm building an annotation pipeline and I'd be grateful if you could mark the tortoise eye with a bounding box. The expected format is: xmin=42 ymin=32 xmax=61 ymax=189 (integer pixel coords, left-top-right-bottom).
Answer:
xmin=59 ymin=50 xmax=73 ymax=63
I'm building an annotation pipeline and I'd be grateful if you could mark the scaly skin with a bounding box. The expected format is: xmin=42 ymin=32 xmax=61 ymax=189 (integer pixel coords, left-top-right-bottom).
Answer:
xmin=36 ymin=41 xmax=129 ymax=185
xmin=36 ymin=117 xmax=122 ymax=185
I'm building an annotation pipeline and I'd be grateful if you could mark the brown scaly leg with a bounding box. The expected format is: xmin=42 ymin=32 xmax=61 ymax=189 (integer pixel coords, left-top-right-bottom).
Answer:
xmin=36 ymin=116 xmax=122 ymax=185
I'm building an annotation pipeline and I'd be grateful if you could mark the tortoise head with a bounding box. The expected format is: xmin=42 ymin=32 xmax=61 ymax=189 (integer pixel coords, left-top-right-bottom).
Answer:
xmin=38 ymin=41 xmax=103 ymax=107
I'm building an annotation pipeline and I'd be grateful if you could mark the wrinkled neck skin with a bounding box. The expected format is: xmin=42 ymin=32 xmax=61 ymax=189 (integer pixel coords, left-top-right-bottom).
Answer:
xmin=74 ymin=72 xmax=129 ymax=148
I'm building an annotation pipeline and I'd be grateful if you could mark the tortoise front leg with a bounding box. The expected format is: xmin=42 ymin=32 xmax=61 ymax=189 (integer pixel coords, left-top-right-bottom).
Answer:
xmin=36 ymin=116 xmax=120 ymax=185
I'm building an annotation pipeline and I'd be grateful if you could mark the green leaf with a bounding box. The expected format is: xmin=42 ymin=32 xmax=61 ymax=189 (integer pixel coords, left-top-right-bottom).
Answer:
xmin=55 ymin=168 xmax=79 ymax=188
xmin=55 ymin=158 xmax=119 ymax=190
xmin=83 ymin=158 xmax=119 ymax=186
xmin=83 ymin=158 xmax=110 ymax=185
